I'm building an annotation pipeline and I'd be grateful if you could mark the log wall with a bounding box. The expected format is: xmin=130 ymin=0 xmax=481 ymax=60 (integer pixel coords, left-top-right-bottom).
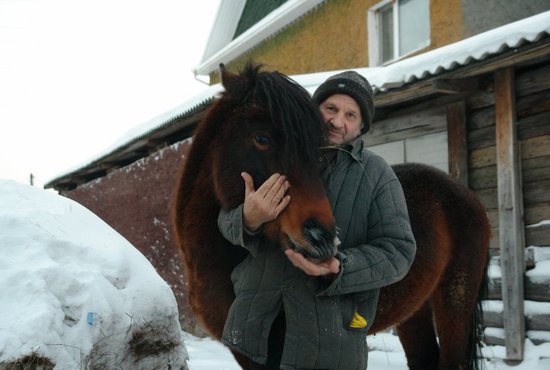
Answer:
xmin=468 ymin=63 xmax=550 ymax=249
xmin=468 ymin=62 xmax=550 ymax=344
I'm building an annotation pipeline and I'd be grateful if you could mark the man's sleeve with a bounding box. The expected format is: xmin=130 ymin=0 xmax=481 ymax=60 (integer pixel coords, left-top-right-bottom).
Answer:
xmin=218 ymin=204 xmax=261 ymax=257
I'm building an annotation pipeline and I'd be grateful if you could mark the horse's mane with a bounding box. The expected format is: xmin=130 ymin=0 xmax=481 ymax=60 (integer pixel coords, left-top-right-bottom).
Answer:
xmin=227 ymin=63 xmax=326 ymax=173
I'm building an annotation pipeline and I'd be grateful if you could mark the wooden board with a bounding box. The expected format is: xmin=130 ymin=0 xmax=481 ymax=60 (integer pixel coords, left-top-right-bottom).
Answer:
xmin=494 ymin=67 xmax=526 ymax=360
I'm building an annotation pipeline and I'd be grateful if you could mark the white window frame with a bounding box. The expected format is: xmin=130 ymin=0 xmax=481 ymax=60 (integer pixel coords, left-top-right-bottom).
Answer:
xmin=368 ymin=0 xmax=431 ymax=66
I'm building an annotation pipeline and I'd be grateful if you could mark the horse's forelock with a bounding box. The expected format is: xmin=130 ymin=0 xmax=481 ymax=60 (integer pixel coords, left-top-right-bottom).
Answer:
xmin=253 ymin=71 xmax=325 ymax=171
xmin=220 ymin=63 xmax=325 ymax=173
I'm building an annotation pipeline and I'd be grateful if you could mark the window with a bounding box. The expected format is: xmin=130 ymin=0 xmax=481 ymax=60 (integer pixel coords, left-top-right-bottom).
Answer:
xmin=368 ymin=0 xmax=430 ymax=66
xmin=367 ymin=132 xmax=449 ymax=173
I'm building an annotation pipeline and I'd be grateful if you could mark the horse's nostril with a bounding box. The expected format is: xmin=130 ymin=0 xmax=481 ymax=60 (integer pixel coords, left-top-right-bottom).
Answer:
xmin=303 ymin=219 xmax=338 ymax=259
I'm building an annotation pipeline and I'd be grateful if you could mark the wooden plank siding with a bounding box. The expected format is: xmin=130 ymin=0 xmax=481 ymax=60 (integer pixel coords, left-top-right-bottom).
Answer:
xmin=364 ymin=105 xmax=448 ymax=147
xmin=469 ymin=62 xmax=550 ymax=250
xmin=514 ymin=61 xmax=550 ymax=248
xmin=364 ymin=103 xmax=449 ymax=171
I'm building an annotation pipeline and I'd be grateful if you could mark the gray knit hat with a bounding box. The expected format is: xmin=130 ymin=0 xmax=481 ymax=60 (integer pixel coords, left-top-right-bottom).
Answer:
xmin=312 ymin=71 xmax=375 ymax=134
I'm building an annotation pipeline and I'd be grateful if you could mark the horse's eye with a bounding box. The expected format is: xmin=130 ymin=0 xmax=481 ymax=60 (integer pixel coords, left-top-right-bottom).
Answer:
xmin=254 ymin=135 xmax=270 ymax=147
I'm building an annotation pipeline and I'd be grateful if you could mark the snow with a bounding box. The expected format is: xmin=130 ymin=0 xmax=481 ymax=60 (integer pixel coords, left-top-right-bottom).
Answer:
xmin=0 ymin=180 xmax=187 ymax=369
xmin=488 ymin=245 xmax=550 ymax=283
xmin=483 ymin=299 xmax=550 ymax=317
xmin=48 ymin=89 xmax=216 ymax=185
xmin=527 ymin=220 xmax=550 ymax=228
xmin=185 ymin=330 xmax=550 ymax=370
xmin=527 ymin=260 xmax=550 ymax=284
xmin=1 ymin=179 xmax=549 ymax=369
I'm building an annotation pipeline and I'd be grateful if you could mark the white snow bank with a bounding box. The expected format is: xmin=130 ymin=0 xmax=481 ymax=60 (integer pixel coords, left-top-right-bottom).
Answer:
xmin=0 ymin=180 xmax=188 ymax=369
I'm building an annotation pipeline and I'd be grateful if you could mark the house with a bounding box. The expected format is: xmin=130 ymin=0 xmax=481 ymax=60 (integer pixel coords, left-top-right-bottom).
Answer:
xmin=45 ymin=2 xmax=550 ymax=360
xmin=197 ymin=0 xmax=550 ymax=78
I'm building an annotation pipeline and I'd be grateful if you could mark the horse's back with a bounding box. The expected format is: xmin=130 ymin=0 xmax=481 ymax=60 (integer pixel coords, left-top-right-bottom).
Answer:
xmin=392 ymin=162 xmax=490 ymax=256
xmin=372 ymin=162 xmax=490 ymax=328
xmin=374 ymin=162 xmax=489 ymax=370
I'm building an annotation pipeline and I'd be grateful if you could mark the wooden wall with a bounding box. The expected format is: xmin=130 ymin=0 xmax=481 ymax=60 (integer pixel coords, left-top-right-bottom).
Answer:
xmin=467 ymin=62 xmax=550 ymax=345
xmin=364 ymin=104 xmax=449 ymax=171
xmin=468 ymin=63 xmax=550 ymax=248
xmin=366 ymin=61 xmax=550 ymax=346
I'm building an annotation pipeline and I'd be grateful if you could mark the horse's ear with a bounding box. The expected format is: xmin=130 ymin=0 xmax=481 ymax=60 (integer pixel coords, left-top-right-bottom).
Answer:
xmin=220 ymin=63 xmax=244 ymax=96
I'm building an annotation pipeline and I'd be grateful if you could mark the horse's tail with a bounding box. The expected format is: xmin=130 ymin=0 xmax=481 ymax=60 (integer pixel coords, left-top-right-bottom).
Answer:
xmin=443 ymin=174 xmax=491 ymax=370
xmin=471 ymin=261 xmax=489 ymax=370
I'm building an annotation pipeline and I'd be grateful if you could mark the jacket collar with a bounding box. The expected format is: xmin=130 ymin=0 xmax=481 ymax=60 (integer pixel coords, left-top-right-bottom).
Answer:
xmin=320 ymin=135 xmax=364 ymax=163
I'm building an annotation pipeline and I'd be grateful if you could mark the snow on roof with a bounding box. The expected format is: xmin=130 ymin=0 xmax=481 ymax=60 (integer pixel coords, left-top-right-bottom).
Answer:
xmin=48 ymin=83 xmax=223 ymax=184
xmin=195 ymin=0 xmax=326 ymax=76
xmin=292 ymin=10 xmax=550 ymax=94
xmin=47 ymin=11 xmax=550 ymax=186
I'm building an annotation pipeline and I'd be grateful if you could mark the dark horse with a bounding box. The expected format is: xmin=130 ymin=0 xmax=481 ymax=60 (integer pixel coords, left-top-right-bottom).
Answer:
xmin=173 ymin=63 xmax=490 ymax=370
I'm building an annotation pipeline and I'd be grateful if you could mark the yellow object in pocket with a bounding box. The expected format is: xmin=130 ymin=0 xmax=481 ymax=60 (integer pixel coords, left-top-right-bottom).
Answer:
xmin=349 ymin=312 xmax=367 ymax=329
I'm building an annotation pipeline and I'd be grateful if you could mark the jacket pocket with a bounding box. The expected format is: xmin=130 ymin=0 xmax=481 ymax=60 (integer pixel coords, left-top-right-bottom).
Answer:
xmin=342 ymin=290 xmax=378 ymax=333
xmin=340 ymin=294 xmax=357 ymax=331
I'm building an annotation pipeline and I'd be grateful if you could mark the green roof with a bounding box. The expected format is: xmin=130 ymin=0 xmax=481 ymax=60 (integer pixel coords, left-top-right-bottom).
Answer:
xmin=233 ymin=0 xmax=288 ymax=39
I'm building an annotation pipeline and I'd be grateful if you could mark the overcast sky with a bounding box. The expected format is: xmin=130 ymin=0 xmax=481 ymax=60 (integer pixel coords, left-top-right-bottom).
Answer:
xmin=0 ymin=0 xmax=221 ymax=187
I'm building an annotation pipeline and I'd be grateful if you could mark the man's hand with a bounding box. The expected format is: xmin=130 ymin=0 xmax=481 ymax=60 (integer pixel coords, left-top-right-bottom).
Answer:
xmin=242 ymin=172 xmax=291 ymax=231
xmin=285 ymin=249 xmax=340 ymax=276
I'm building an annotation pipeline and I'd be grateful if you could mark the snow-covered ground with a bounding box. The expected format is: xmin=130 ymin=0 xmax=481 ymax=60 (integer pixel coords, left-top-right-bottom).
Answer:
xmin=184 ymin=330 xmax=550 ymax=370
xmin=1 ymin=179 xmax=549 ymax=369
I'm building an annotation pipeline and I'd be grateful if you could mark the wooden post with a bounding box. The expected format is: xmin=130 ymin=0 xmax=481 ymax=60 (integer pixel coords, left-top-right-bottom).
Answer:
xmin=494 ymin=67 xmax=525 ymax=361
xmin=447 ymin=101 xmax=468 ymax=186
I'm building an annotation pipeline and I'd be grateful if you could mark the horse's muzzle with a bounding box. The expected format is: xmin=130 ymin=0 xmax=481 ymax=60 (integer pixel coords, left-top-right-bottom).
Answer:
xmin=297 ymin=218 xmax=339 ymax=260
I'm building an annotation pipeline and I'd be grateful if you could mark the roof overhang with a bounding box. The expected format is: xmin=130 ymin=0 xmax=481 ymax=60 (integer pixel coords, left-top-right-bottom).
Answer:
xmin=194 ymin=0 xmax=325 ymax=77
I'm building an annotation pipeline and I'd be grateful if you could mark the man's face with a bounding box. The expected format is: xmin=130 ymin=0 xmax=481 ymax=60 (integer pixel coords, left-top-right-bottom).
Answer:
xmin=319 ymin=94 xmax=362 ymax=145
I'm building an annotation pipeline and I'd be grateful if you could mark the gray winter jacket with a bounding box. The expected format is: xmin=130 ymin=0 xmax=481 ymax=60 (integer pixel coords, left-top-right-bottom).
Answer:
xmin=218 ymin=137 xmax=416 ymax=369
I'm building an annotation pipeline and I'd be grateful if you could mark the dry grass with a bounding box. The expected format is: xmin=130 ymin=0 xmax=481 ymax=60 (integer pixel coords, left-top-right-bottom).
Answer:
xmin=0 ymin=352 xmax=55 ymax=370
xmin=128 ymin=322 xmax=179 ymax=361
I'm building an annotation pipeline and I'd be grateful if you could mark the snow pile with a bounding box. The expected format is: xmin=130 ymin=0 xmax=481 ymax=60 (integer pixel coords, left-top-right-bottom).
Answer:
xmin=0 ymin=180 xmax=188 ymax=369
xmin=482 ymin=338 xmax=550 ymax=370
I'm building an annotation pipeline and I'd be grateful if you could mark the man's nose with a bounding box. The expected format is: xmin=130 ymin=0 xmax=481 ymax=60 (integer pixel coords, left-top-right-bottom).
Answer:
xmin=331 ymin=114 xmax=344 ymax=127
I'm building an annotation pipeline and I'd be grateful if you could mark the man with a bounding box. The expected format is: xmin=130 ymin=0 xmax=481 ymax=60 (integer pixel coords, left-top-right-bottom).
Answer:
xmin=218 ymin=71 xmax=416 ymax=369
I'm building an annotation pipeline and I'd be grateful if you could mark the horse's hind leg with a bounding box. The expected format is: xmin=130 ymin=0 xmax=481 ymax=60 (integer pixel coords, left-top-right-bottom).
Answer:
xmin=432 ymin=210 xmax=489 ymax=369
xmin=432 ymin=261 xmax=485 ymax=370
xmin=396 ymin=302 xmax=439 ymax=370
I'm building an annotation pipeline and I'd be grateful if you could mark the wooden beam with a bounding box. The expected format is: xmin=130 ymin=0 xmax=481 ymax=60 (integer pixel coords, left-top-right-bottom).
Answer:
xmin=373 ymin=77 xmax=480 ymax=108
xmin=446 ymin=101 xmax=468 ymax=186
xmin=374 ymin=81 xmax=436 ymax=108
xmin=462 ymin=41 xmax=550 ymax=79
xmin=434 ymin=78 xmax=479 ymax=94
xmin=494 ymin=67 xmax=526 ymax=361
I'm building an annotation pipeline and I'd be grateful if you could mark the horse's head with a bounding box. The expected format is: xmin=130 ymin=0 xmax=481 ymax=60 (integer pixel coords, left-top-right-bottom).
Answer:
xmin=209 ymin=62 xmax=338 ymax=260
